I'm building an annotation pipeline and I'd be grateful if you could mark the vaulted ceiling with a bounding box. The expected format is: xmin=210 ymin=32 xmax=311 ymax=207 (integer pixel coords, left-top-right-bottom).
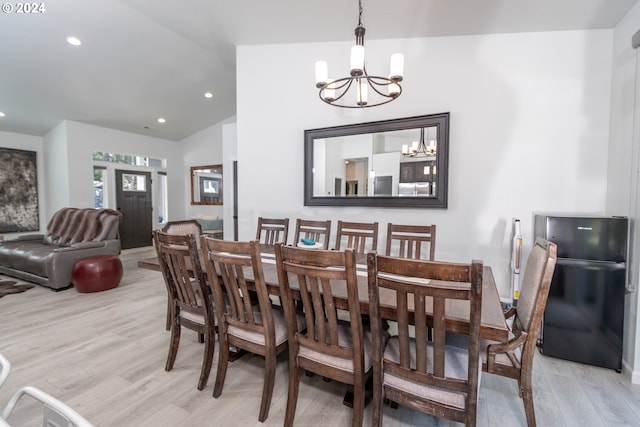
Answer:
xmin=0 ymin=0 xmax=637 ymax=141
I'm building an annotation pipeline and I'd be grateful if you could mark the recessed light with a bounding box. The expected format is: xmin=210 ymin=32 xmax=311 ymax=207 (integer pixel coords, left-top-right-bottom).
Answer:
xmin=0 ymin=112 xmax=5 ymax=117
xmin=157 ymin=118 xmax=166 ymax=124
xmin=204 ymin=92 xmax=213 ymax=99
xmin=67 ymin=36 xmax=82 ymax=46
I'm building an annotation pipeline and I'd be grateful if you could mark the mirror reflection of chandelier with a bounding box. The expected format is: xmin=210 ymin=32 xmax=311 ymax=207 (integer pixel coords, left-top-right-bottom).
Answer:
xmin=402 ymin=127 xmax=437 ymax=158
xmin=314 ymin=0 xmax=404 ymax=108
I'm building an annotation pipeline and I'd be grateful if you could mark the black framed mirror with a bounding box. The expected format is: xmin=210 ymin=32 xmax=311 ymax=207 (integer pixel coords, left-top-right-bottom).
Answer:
xmin=304 ymin=113 xmax=449 ymax=208
xmin=190 ymin=164 xmax=223 ymax=205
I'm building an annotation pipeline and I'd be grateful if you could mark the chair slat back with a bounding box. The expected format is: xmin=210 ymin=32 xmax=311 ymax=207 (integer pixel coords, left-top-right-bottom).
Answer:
xmin=154 ymin=231 xmax=209 ymax=317
xmin=367 ymin=253 xmax=483 ymax=424
xmin=276 ymin=245 xmax=363 ymax=362
xmin=256 ymin=217 xmax=289 ymax=245
xmin=385 ymin=223 xmax=436 ymax=260
xmin=201 ymin=238 xmax=274 ymax=339
xmin=334 ymin=220 xmax=379 ymax=253
xmin=293 ymin=219 xmax=332 ymax=249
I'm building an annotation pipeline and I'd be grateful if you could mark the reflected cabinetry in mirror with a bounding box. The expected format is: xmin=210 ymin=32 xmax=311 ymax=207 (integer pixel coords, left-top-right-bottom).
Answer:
xmin=190 ymin=164 xmax=223 ymax=205
xmin=304 ymin=113 xmax=449 ymax=208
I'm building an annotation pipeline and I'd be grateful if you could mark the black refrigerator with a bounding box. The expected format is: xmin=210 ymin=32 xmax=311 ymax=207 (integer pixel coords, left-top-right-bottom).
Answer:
xmin=533 ymin=214 xmax=628 ymax=371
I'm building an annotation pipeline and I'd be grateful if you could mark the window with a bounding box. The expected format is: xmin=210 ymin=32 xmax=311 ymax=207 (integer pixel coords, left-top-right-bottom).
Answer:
xmin=122 ymin=173 xmax=147 ymax=191
xmin=92 ymin=151 xmax=165 ymax=168
xmin=157 ymin=172 xmax=168 ymax=224
xmin=93 ymin=166 xmax=106 ymax=208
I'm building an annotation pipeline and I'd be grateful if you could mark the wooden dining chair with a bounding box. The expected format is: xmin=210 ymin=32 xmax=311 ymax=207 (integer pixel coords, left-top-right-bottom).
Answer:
xmin=200 ymin=237 xmax=303 ymax=422
xmin=385 ymin=223 xmax=436 ymax=260
xmin=159 ymin=220 xmax=204 ymax=330
xmin=483 ymin=238 xmax=557 ymax=427
xmin=293 ymin=218 xmax=332 ymax=249
xmin=153 ymin=230 xmax=215 ymax=391
xmin=255 ymin=217 xmax=290 ymax=245
xmin=275 ymin=244 xmax=371 ymax=427
xmin=334 ymin=220 xmax=379 ymax=253
xmin=367 ymin=253 xmax=484 ymax=427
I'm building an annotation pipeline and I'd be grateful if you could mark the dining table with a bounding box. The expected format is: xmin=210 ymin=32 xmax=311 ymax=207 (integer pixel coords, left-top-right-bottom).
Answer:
xmin=138 ymin=245 xmax=509 ymax=343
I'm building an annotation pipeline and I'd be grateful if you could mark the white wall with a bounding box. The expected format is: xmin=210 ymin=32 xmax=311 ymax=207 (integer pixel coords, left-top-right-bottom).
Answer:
xmin=59 ymin=120 xmax=184 ymax=227
xmin=236 ymin=29 xmax=614 ymax=298
xmin=221 ymin=121 xmax=237 ymax=240
xmin=610 ymin=1 xmax=640 ymax=382
xmin=42 ymin=122 xmax=70 ymax=220
xmin=0 ymin=131 xmax=46 ymax=237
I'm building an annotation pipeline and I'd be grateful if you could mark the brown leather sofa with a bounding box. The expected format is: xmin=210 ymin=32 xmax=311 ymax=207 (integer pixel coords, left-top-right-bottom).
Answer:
xmin=0 ymin=208 xmax=123 ymax=290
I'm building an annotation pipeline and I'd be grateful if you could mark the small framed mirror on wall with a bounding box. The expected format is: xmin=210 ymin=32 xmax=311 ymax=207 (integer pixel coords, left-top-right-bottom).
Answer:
xmin=190 ymin=164 xmax=223 ymax=205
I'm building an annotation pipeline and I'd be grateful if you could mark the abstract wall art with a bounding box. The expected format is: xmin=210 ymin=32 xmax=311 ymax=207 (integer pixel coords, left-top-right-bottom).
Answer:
xmin=0 ymin=147 xmax=39 ymax=233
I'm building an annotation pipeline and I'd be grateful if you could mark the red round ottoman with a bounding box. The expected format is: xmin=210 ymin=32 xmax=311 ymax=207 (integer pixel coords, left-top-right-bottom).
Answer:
xmin=72 ymin=255 xmax=123 ymax=293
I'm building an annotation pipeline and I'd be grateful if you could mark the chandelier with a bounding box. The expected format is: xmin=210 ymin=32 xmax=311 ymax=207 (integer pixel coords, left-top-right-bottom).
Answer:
xmin=402 ymin=127 xmax=437 ymax=158
xmin=314 ymin=0 xmax=404 ymax=108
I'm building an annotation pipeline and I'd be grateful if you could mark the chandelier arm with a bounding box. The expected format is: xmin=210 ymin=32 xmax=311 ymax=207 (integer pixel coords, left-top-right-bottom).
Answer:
xmin=331 ymin=78 xmax=355 ymax=103
xmin=363 ymin=76 xmax=398 ymax=98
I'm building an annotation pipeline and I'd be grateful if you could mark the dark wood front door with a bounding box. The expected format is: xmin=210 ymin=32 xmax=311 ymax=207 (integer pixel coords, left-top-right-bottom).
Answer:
xmin=116 ymin=169 xmax=152 ymax=249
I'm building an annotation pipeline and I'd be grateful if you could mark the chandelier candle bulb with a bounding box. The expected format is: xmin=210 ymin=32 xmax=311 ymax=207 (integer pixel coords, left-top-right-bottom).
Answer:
xmin=350 ymin=45 xmax=365 ymax=76
xmin=357 ymin=81 xmax=368 ymax=105
xmin=389 ymin=53 xmax=404 ymax=81
xmin=402 ymin=144 xmax=409 ymax=154
xmin=315 ymin=61 xmax=328 ymax=88
xmin=411 ymin=141 xmax=419 ymax=152
xmin=323 ymin=79 xmax=336 ymax=101
xmin=388 ymin=81 xmax=400 ymax=96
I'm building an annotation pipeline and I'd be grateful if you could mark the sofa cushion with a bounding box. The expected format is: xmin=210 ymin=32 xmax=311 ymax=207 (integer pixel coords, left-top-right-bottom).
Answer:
xmin=0 ymin=241 xmax=57 ymax=277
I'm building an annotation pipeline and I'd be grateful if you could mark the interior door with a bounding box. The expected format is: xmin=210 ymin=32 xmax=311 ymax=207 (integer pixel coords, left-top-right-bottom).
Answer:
xmin=116 ymin=169 xmax=152 ymax=249
xmin=334 ymin=178 xmax=342 ymax=196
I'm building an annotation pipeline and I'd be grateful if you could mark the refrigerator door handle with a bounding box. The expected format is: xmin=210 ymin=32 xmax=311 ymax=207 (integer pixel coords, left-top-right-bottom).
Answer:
xmin=556 ymin=258 xmax=626 ymax=269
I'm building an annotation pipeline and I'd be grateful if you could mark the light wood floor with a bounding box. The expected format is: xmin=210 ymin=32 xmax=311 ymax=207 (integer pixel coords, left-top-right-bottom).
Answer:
xmin=1 ymin=246 xmax=639 ymax=426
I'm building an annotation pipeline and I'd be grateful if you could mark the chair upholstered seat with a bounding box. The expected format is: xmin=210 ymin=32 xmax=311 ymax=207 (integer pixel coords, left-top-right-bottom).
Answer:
xmin=227 ymin=306 xmax=304 ymax=347
xmin=298 ymin=323 xmax=374 ymax=373
xmin=383 ymin=337 xmax=482 ymax=410
xmin=179 ymin=310 xmax=205 ymax=325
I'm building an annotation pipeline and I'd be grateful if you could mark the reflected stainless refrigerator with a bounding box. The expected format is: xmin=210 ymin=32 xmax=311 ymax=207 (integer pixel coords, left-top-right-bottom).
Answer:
xmin=534 ymin=215 xmax=628 ymax=371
